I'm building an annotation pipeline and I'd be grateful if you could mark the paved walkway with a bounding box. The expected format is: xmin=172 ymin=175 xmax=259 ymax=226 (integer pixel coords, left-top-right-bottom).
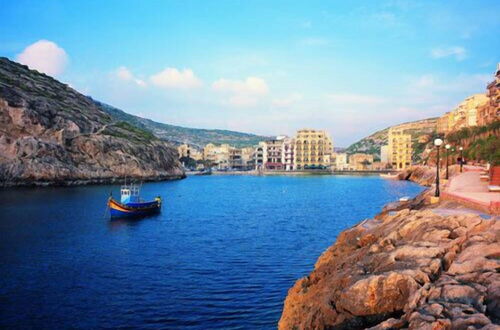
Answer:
xmin=442 ymin=166 xmax=500 ymax=215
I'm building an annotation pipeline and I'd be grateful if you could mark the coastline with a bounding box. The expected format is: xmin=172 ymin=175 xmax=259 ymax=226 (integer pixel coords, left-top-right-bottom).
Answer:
xmin=0 ymin=173 xmax=186 ymax=188
xmin=279 ymin=166 xmax=499 ymax=329
xmin=188 ymin=169 xmax=398 ymax=176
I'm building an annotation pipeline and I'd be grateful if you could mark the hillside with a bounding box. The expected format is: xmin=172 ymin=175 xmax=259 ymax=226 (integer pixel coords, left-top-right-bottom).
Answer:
xmin=97 ymin=101 xmax=268 ymax=149
xmin=345 ymin=118 xmax=439 ymax=161
xmin=0 ymin=57 xmax=184 ymax=186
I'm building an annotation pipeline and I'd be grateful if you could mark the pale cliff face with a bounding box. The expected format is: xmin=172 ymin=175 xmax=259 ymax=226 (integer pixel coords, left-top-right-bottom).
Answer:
xmin=0 ymin=57 xmax=184 ymax=186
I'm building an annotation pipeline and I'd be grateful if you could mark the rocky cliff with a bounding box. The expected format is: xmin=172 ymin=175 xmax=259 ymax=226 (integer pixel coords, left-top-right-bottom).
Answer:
xmin=0 ymin=57 xmax=184 ymax=186
xmin=279 ymin=200 xmax=499 ymax=329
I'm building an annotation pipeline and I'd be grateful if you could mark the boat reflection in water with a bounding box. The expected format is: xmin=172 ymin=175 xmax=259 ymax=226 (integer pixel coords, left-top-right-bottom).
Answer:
xmin=107 ymin=183 xmax=161 ymax=218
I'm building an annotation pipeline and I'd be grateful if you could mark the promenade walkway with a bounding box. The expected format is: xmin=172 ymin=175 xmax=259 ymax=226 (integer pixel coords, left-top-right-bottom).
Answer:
xmin=442 ymin=166 xmax=500 ymax=215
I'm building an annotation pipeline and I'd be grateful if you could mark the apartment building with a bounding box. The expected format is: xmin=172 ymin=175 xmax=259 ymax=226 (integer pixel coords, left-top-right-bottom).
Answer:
xmin=349 ymin=153 xmax=374 ymax=170
xmin=332 ymin=152 xmax=348 ymax=170
xmin=454 ymin=94 xmax=489 ymax=129
xmin=282 ymin=137 xmax=295 ymax=171
xmin=388 ymin=128 xmax=412 ymax=170
xmin=203 ymin=143 xmax=231 ymax=169
xmin=177 ymin=144 xmax=202 ymax=160
xmin=240 ymin=147 xmax=255 ymax=170
xmin=294 ymin=129 xmax=333 ymax=169
xmin=437 ymin=112 xmax=451 ymax=134
xmin=380 ymin=145 xmax=390 ymax=164
xmin=254 ymin=142 xmax=266 ymax=170
xmin=478 ymin=64 xmax=500 ymax=126
xmin=264 ymin=137 xmax=285 ymax=170
xmin=229 ymin=148 xmax=243 ymax=170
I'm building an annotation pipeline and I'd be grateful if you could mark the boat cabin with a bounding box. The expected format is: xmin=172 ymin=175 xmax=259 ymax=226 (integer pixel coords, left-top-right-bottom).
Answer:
xmin=120 ymin=184 xmax=140 ymax=204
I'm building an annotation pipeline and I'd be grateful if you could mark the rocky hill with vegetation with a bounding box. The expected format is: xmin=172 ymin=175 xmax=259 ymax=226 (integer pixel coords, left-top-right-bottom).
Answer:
xmin=0 ymin=57 xmax=184 ymax=186
xmin=345 ymin=118 xmax=439 ymax=162
xmin=97 ymin=101 xmax=268 ymax=149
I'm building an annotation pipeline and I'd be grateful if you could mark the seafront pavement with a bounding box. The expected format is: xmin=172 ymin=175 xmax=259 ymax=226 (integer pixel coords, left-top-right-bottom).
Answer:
xmin=442 ymin=166 xmax=500 ymax=215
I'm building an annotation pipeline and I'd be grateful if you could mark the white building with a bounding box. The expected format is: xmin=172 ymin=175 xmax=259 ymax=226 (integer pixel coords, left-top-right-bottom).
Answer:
xmin=332 ymin=152 xmax=348 ymax=170
xmin=380 ymin=145 xmax=389 ymax=163
xmin=282 ymin=137 xmax=295 ymax=171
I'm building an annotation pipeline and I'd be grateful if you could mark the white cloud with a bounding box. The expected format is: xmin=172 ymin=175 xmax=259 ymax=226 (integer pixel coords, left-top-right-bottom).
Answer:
xmin=430 ymin=46 xmax=466 ymax=61
xmin=150 ymin=68 xmax=202 ymax=89
xmin=212 ymin=77 xmax=268 ymax=95
xmin=115 ymin=66 xmax=146 ymax=87
xmin=212 ymin=76 xmax=269 ymax=108
xmin=326 ymin=93 xmax=387 ymax=105
xmin=16 ymin=40 xmax=68 ymax=76
xmin=272 ymin=93 xmax=303 ymax=107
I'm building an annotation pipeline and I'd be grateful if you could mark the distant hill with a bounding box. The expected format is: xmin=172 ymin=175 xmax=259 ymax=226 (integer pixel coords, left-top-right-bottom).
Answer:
xmin=345 ymin=118 xmax=439 ymax=162
xmin=96 ymin=101 xmax=269 ymax=149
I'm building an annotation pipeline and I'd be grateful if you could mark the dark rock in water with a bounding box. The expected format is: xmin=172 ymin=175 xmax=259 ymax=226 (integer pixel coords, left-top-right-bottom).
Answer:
xmin=0 ymin=57 xmax=184 ymax=186
xmin=279 ymin=207 xmax=500 ymax=329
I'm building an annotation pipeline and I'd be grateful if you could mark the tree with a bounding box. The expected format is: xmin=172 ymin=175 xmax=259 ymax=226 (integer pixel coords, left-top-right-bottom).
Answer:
xmin=180 ymin=156 xmax=196 ymax=169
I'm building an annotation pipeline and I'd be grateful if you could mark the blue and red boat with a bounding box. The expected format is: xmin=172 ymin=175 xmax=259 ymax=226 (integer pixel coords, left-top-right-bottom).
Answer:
xmin=108 ymin=184 xmax=161 ymax=218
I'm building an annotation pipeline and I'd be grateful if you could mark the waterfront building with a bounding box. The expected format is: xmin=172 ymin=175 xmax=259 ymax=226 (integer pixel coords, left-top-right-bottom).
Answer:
xmin=332 ymin=152 xmax=348 ymax=170
xmin=294 ymin=129 xmax=333 ymax=169
xmin=437 ymin=112 xmax=451 ymax=134
xmin=203 ymin=143 xmax=231 ymax=169
xmin=282 ymin=137 xmax=295 ymax=171
xmin=388 ymin=128 xmax=412 ymax=170
xmin=380 ymin=145 xmax=389 ymax=163
xmin=478 ymin=64 xmax=500 ymax=126
xmin=177 ymin=144 xmax=202 ymax=160
xmin=464 ymin=94 xmax=488 ymax=127
xmin=229 ymin=148 xmax=243 ymax=170
xmin=264 ymin=137 xmax=285 ymax=171
xmin=452 ymin=94 xmax=489 ymax=130
xmin=349 ymin=153 xmax=374 ymax=170
xmin=240 ymin=147 xmax=255 ymax=170
xmin=254 ymin=142 xmax=266 ymax=170
xmin=438 ymin=94 xmax=490 ymax=134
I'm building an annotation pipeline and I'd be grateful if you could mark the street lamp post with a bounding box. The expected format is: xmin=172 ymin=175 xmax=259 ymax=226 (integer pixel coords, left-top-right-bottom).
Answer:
xmin=445 ymin=144 xmax=451 ymax=180
xmin=459 ymin=147 xmax=464 ymax=172
xmin=434 ymin=139 xmax=443 ymax=197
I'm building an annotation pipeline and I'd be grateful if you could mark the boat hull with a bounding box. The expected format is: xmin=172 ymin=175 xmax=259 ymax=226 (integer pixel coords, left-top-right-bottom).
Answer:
xmin=108 ymin=197 xmax=161 ymax=218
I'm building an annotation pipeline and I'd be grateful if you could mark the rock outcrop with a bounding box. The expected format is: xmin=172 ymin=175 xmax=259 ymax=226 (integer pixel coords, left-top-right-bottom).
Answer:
xmin=0 ymin=57 xmax=184 ymax=186
xmin=397 ymin=165 xmax=461 ymax=187
xmin=279 ymin=206 xmax=499 ymax=329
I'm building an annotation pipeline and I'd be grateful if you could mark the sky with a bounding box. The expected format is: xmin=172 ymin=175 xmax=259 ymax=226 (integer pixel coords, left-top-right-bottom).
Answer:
xmin=1 ymin=0 xmax=499 ymax=146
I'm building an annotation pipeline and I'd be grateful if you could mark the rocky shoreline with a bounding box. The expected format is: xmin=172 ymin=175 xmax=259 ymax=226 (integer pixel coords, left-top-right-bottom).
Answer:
xmin=0 ymin=173 xmax=186 ymax=188
xmin=279 ymin=167 xmax=499 ymax=329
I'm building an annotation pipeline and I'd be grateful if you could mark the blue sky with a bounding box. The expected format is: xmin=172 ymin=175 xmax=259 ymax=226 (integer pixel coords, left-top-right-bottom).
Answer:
xmin=1 ymin=0 xmax=499 ymax=146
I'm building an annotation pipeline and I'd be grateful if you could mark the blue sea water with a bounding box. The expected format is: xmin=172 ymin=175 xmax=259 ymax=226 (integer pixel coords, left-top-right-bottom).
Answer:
xmin=0 ymin=175 xmax=424 ymax=329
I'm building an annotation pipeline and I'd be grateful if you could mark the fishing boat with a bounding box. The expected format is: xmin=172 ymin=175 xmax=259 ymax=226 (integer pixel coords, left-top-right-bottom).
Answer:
xmin=108 ymin=183 xmax=161 ymax=218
